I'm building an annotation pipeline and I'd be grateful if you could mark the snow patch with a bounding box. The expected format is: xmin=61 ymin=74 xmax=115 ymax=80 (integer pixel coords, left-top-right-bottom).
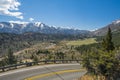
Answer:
xmin=113 ymin=20 xmax=120 ymax=24
xmin=34 ymin=22 xmax=41 ymax=27
xmin=0 ymin=24 xmax=4 ymax=28
xmin=10 ymin=23 xmax=14 ymax=28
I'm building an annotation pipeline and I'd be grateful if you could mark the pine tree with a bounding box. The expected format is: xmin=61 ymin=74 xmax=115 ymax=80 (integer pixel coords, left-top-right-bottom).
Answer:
xmin=102 ymin=27 xmax=115 ymax=52
xmin=7 ymin=49 xmax=17 ymax=65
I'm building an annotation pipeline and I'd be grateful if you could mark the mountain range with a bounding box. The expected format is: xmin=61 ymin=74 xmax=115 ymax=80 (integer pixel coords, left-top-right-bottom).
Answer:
xmin=0 ymin=19 xmax=120 ymax=36
xmin=0 ymin=22 xmax=90 ymax=35
xmin=93 ymin=20 xmax=120 ymax=36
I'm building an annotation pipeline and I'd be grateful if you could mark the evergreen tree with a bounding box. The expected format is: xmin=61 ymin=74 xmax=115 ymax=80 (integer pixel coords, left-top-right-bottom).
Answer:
xmin=82 ymin=48 xmax=120 ymax=79
xmin=102 ymin=27 xmax=115 ymax=52
xmin=32 ymin=54 xmax=39 ymax=65
xmin=33 ymin=55 xmax=39 ymax=62
xmin=7 ymin=49 xmax=17 ymax=65
xmin=82 ymin=28 xmax=120 ymax=80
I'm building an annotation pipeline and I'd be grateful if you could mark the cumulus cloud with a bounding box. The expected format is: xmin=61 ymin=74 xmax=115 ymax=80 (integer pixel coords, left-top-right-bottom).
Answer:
xmin=29 ymin=18 xmax=34 ymax=22
xmin=0 ymin=0 xmax=23 ymax=19
xmin=9 ymin=20 xmax=28 ymax=24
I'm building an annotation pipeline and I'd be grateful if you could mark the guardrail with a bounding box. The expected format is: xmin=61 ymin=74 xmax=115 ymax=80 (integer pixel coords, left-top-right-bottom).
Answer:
xmin=0 ymin=60 xmax=81 ymax=72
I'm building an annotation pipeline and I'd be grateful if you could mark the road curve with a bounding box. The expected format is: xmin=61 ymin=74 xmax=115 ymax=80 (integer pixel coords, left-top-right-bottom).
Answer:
xmin=0 ymin=63 xmax=86 ymax=80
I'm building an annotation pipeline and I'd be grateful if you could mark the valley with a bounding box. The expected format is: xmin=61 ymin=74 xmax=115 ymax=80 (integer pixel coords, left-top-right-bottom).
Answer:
xmin=0 ymin=20 xmax=120 ymax=63
xmin=7 ymin=38 xmax=97 ymax=63
xmin=0 ymin=0 xmax=120 ymax=80
xmin=0 ymin=20 xmax=120 ymax=80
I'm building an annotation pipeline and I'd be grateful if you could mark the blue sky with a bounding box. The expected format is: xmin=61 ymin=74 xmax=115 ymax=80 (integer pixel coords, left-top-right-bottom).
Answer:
xmin=0 ymin=0 xmax=120 ymax=30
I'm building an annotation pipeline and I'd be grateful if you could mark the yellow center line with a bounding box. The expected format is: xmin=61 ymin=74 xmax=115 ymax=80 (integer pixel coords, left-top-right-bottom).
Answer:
xmin=24 ymin=69 xmax=85 ymax=80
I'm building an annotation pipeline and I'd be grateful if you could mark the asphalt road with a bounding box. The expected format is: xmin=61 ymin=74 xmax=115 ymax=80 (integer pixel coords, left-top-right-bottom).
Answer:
xmin=0 ymin=63 xmax=86 ymax=80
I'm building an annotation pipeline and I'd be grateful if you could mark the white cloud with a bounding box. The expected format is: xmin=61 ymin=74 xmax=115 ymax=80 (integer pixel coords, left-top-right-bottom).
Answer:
xmin=29 ymin=18 xmax=34 ymax=22
xmin=9 ymin=20 xmax=28 ymax=24
xmin=0 ymin=0 xmax=23 ymax=19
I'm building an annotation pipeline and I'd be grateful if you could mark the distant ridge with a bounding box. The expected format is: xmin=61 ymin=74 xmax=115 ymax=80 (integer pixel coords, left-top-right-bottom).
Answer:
xmin=93 ymin=19 xmax=120 ymax=36
xmin=0 ymin=22 xmax=90 ymax=35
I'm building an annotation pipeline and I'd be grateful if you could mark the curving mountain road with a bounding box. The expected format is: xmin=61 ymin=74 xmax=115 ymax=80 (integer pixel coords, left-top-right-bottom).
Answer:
xmin=0 ymin=63 xmax=86 ymax=80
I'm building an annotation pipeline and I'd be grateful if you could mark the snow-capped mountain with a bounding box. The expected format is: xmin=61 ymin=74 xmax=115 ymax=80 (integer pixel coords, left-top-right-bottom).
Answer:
xmin=94 ymin=19 xmax=120 ymax=36
xmin=112 ymin=20 xmax=120 ymax=24
xmin=0 ymin=22 xmax=90 ymax=35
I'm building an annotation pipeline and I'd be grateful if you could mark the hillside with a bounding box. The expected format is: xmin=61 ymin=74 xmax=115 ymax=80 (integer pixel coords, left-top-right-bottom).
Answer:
xmin=0 ymin=32 xmax=90 ymax=55
xmin=12 ymin=38 xmax=97 ymax=62
xmin=112 ymin=31 xmax=120 ymax=47
xmin=93 ymin=20 xmax=120 ymax=36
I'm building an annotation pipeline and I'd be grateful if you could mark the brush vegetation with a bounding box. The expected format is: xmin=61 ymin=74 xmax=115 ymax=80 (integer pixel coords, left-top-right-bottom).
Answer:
xmin=79 ymin=28 xmax=120 ymax=80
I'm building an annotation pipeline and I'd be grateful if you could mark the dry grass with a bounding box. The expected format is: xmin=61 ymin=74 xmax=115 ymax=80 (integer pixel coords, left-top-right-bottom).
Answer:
xmin=78 ymin=75 xmax=94 ymax=80
xmin=66 ymin=38 xmax=97 ymax=46
xmin=78 ymin=75 xmax=106 ymax=80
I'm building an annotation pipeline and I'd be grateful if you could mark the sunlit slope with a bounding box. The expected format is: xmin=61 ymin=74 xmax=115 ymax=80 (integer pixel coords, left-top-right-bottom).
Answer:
xmin=66 ymin=38 xmax=97 ymax=46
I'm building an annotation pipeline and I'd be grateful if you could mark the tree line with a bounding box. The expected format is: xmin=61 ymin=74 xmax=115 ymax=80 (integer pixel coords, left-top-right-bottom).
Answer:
xmin=81 ymin=28 xmax=120 ymax=80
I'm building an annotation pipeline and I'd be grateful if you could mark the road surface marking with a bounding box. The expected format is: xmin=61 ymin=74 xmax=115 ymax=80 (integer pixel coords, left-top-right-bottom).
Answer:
xmin=24 ymin=69 xmax=85 ymax=80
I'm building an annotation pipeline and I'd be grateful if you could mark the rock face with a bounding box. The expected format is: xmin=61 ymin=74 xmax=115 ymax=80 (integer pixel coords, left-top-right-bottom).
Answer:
xmin=94 ymin=20 xmax=120 ymax=36
xmin=0 ymin=22 xmax=90 ymax=35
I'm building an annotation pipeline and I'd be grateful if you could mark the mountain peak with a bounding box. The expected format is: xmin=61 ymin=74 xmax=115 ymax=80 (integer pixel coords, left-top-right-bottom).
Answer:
xmin=94 ymin=19 xmax=120 ymax=36
xmin=34 ymin=22 xmax=42 ymax=27
xmin=112 ymin=19 xmax=120 ymax=24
